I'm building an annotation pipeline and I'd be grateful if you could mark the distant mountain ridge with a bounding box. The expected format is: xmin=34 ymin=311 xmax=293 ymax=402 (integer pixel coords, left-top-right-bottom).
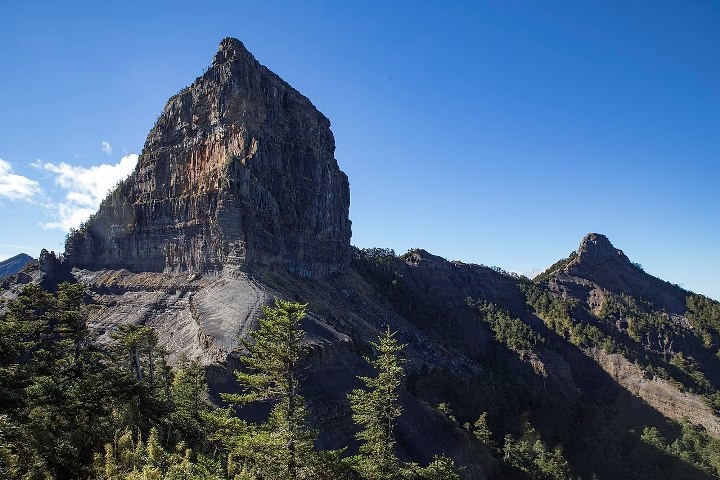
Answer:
xmin=0 ymin=253 xmax=33 ymax=279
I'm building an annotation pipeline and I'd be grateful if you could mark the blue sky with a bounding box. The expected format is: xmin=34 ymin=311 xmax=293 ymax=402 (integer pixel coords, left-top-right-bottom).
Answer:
xmin=1 ymin=1 xmax=718 ymax=300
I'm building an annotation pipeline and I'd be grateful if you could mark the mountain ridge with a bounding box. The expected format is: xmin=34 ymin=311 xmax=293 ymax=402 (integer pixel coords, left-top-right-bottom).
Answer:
xmin=0 ymin=253 xmax=33 ymax=279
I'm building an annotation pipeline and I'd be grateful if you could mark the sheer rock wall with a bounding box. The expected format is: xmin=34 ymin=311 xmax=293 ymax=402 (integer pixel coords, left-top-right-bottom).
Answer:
xmin=64 ymin=38 xmax=351 ymax=277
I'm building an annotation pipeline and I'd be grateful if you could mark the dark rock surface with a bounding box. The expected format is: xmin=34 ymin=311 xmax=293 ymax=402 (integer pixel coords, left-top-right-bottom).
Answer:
xmin=64 ymin=38 xmax=351 ymax=278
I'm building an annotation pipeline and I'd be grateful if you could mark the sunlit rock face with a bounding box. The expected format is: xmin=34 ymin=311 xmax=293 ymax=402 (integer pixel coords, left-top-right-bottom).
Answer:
xmin=64 ymin=38 xmax=351 ymax=277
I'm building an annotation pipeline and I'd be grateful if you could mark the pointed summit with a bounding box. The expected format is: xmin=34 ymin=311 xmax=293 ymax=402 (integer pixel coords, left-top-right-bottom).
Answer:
xmin=574 ymin=233 xmax=630 ymax=266
xmin=212 ymin=37 xmax=256 ymax=67
xmin=542 ymin=233 xmax=688 ymax=313
xmin=64 ymin=38 xmax=351 ymax=277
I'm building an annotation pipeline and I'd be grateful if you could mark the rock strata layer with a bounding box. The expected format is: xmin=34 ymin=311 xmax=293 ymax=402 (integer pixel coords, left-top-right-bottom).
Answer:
xmin=64 ymin=38 xmax=351 ymax=277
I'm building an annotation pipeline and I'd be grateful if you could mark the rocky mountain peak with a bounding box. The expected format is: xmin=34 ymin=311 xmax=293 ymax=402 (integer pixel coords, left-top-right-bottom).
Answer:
xmin=552 ymin=233 xmax=688 ymax=314
xmin=64 ymin=38 xmax=351 ymax=277
xmin=574 ymin=233 xmax=630 ymax=266
xmin=213 ymin=37 xmax=254 ymax=66
xmin=0 ymin=253 xmax=34 ymax=280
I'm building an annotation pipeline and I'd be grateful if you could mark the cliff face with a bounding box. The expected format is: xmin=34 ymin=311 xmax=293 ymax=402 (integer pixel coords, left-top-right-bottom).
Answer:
xmin=64 ymin=38 xmax=351 ymax=277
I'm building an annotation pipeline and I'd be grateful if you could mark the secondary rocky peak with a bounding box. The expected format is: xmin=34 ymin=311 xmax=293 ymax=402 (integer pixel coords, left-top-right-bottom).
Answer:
xmin=552 ymin=233 xmax=688 ymax=314
xmin=574 ymin=233 xmax=630 ymax=266
xmin=64 ymin=38 xmax=351 ymax=277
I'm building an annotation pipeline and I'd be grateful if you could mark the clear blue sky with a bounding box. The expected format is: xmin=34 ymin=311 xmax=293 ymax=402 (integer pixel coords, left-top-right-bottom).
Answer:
xmin=1 ymin=1 xmax=718 ymax=300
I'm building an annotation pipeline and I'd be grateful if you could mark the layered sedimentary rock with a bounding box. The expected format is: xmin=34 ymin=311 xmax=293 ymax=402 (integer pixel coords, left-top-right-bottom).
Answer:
xmin=19 ymin=35 xmax=716 ymax=476
xmin=64 ymin=38 xmax=351 ymax=277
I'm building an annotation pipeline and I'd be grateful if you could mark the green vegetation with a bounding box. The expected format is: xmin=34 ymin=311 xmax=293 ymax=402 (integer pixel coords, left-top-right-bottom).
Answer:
xmin=532 ymin=251 xmax=577 ymax=283
xmin=467 ymin=299 xmax=543 ymax=355
xmin=351 ymin=247 xmax=446 ymax=337
xmin=346 ymin=328 xmax=459 ymax=479
xmin=348 ymin=328 xmax=405 ymax=479
xmin=6 ymin=269 xmax=720 ymax=479
xmin=207 ymin=299 xmax=327 ymax=479
xmin=0 ymin=286 xmax=460 ymax=479
xmin=519 ymin=278 xmax=720 ymax=408
xmin=520 ymin=281 xmax=616 ymax=351
xmin=640 ymin=422 xmax=720 ymax=478
xmin=593 ymin=291 xmax=720 ymax=403
xmin=501 ymin=428 xmax=571 ymax=480
xmin=0 ymin=283 xmax=215 ymax=478
xmin=686 ymin=294 xmax=720 ymax=350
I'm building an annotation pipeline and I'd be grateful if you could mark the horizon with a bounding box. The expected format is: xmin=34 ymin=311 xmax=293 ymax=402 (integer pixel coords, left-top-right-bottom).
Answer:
xmin=1 ymin=1 xmax=718 ymax=300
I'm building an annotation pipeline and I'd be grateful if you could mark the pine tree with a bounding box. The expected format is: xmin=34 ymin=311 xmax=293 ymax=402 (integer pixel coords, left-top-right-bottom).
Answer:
xmin=110 ymin=324 xmax=173 ymax=431
xmin=348 ymin=328 xmax=405 ymax=480
xmin=213 ymin=299 xmax=323 ymax=479
xmin=472 ymin=412 xmax=495 ymax=450
xmin=0 ymin=283 xmax=120 ymax=477
xmin=416 ymin=455 xmax=461 ymax=480
xmin=167 ymin=359 xmax=213 ymax=448
xmin=348 ymin=329 xmax=461 ymax=480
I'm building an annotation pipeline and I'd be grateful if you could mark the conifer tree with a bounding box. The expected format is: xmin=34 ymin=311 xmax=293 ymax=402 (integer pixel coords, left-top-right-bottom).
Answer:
xmin=110 ymin=324 xmax=173 ymax=430
xmin=348 ymin=328 xmax=405 ymax=480
xmin=0 ymin=283 xmax=118 ymax=477
xmin=416 ymin=455 xmax=461 ymax=480
xmin=214 ymin=299 xmax=321 ymax=479
xmin=167 ymin=359 xmax=213 ymax=448
xmin=348 ymin=329 xmax=460 ymax=480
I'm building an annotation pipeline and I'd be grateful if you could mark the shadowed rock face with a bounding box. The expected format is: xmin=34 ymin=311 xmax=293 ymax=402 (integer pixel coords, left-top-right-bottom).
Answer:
xmin=64 ymin=38 xmax=351 ymax=277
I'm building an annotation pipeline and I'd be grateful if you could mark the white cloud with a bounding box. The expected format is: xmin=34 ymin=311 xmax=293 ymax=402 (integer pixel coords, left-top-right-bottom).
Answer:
xmin=522 ymin=267 xmax=545 ymax=279
xmin=0 ymin=158 xmax=42 ymax=202
xmin=41 ymin=154 xmax=138 ymax=231
xmin=101 ymin=141 xmax=112 ymax=155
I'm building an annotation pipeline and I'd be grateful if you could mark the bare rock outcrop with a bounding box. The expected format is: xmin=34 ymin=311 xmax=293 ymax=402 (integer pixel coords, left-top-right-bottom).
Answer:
xmin=64 ymin=38 xmax=351 ymax=278
xmin=589 ymin=347 xmax=720 ymax=436
xmin=549 ymin=233 xmax=687 ymax=314
xmin=75 ymin=268 xmax=272 ymax=365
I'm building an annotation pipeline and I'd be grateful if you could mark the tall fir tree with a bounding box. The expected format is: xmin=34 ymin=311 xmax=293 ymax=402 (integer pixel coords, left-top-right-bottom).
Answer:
xmin=348 ymin=327 xmax=405 ymax=480
xmin=348 ymin=328 xmax=460 ymax=480
xmin=211 ymin=299 xmax=329 ymax=479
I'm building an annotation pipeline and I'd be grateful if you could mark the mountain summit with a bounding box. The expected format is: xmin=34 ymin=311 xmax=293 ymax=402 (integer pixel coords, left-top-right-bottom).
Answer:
xmin=573 ymin=232 xmax=629 ymax=265
xmin=64 ymin=37 xmax=351 ymax=277
xmin=0 ymin=253 xmax=33 ymax=279
xmin=544 ymin=233 xmax=688 ymax=314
